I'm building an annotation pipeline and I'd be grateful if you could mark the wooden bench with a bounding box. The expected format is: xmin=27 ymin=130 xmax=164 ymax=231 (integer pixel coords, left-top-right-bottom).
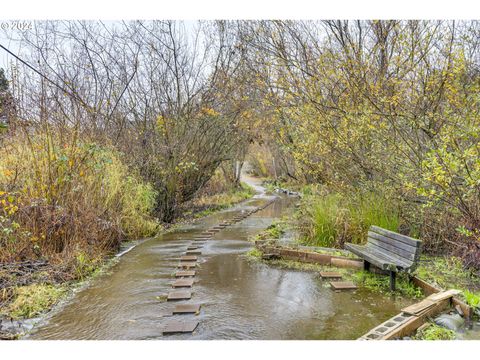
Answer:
xmin=344 ymin=226 xmax=422 ymax=291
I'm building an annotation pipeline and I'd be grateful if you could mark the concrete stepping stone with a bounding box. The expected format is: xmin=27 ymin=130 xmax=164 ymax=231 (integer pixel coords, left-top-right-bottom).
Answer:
xmin=175 ymin=270 xmax=195 ymax=277
xmin=320 ymin=271 xmax=343 ymax=279
xmin=162 ymin=320 xmax=199 ymax=334
xmin=173 ymin=303 xmax=201 ymax=314
xmin=167 ymin=290 xmax=192 ymax=301
xmin=186 ymin=250 xmax=202 ymax=255
xmin=330 ymin=281 xmax=357 ymax=290
xmin=180 ymin=255 xmax=198 ymax=261
xmin=187 ymin=245 xmax=201 ymax=250
xmin=178 ymin=262 xmax=197 ymax=268
xmin=172 ymin=278 xmax=195 ymax=288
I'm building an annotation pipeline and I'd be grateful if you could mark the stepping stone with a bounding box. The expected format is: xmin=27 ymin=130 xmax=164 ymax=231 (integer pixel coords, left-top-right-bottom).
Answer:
xmin=172 ymin=278 xmax=195 ymax=288
xmin=178 ymin=262 xmax=197 ymax=268
xmin=207 ymin=229 xmax=219 ymax=233
xmin=330 ymin=281 xmax=357 ymax=290
xmin=173 ymin=303 xmax=201 ymax=314
xmin=187 ymin=246 xmax=201 ymax=250
xmin=167 ymin=290 xmax=192 ymax=300
xmin=186 ymin=250 xmax=202 ymax=255
xmin=175 ymin=270 xmax=196 ymax=277
xmin=180 ymin=255 xmax=198 ymax=261
xmin=320 ymin=271 xmax=343 ymax=279
xmin=162 ymin=320 xmax=199 ymax=334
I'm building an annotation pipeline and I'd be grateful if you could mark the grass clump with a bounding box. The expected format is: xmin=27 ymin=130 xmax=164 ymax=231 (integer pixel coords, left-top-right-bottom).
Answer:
xmin=296 ymin=189 xmax=400 ymax=248
xmin=415 ymin=323 xmax=456 ymax=340
xmin=4 ymin=284 xmax=65 ymax=320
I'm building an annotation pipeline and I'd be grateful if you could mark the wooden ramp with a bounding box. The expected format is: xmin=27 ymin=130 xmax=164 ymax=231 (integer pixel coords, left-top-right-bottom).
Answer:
xmin=359 ymin=290 xmax=461 ymax=340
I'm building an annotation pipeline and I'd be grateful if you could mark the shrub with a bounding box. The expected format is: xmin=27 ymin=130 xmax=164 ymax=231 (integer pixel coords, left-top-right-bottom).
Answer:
xmin=0 ymin=132 xmax=158 ymax=262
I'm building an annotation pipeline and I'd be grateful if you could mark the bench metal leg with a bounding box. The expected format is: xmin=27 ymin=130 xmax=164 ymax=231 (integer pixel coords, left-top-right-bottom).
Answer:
xmin=389 ymin=271 xmax=396 ymax=291
xmin=363 ymin=261 xmax=370 ymax=271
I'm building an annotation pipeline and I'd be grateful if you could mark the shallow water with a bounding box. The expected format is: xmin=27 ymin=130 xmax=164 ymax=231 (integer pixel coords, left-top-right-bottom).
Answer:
xmin=27 ymin=181 xmax=410 ymax=340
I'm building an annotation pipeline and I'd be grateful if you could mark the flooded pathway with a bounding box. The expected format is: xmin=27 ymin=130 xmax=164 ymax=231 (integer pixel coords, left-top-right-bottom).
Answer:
xmin=27 ymin=177 xmax=409 ymax=340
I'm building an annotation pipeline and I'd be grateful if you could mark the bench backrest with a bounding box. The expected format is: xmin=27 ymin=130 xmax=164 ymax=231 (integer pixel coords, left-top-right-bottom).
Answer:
xmin=366 ymin=226 xmax=422 ymax=268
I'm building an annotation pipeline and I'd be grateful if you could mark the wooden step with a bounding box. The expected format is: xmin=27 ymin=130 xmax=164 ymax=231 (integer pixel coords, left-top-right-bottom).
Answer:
xmin=175 ymin=270 xmax=195 ymax=277
xmin=172 ymin=278 xmax=195 ymax=288
xmin=172 ymin=304 xmax=201 ymax=314
xmin=186 ymin=250 xmax=202 ymax=255
xmin=330 ymin=281 xmax=357 ymax=290
xmin=167 ymin=290 xmax=192 ymax=301
xmin=178 ymin=262 xmax=197 ymax=268
xmin=180 ymin=255 xmax=198 ymax=262
xmin=163 ymin=320 xmax=199 ymax=334
xmin=320 ymin=271 xmax=343 ymax=279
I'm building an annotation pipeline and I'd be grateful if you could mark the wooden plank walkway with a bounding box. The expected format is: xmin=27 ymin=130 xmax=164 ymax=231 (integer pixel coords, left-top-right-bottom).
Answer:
xmin=161 ymin=198 xmax=277 ymax=336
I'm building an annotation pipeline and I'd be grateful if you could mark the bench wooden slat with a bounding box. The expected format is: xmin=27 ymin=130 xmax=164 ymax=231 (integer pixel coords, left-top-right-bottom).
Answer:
xmin=368 ymin=231 xmax=418 ymax=253
xmin=367 ymin=235 xmax=417 ymax=262
xmin=370 ymin=226 xmax=421 ymax=248
xmin=346 ymin=243 xmax=407 ymax=270
xmin=365 ymin=242 xmax=414 ymax=268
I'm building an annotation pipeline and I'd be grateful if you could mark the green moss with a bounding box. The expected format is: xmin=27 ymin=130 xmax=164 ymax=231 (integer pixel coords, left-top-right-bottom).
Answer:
xmin=415 ymin=323 xmax=456 ymax=340
xmin=4 ymin=284 xmax=66 ymax=320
